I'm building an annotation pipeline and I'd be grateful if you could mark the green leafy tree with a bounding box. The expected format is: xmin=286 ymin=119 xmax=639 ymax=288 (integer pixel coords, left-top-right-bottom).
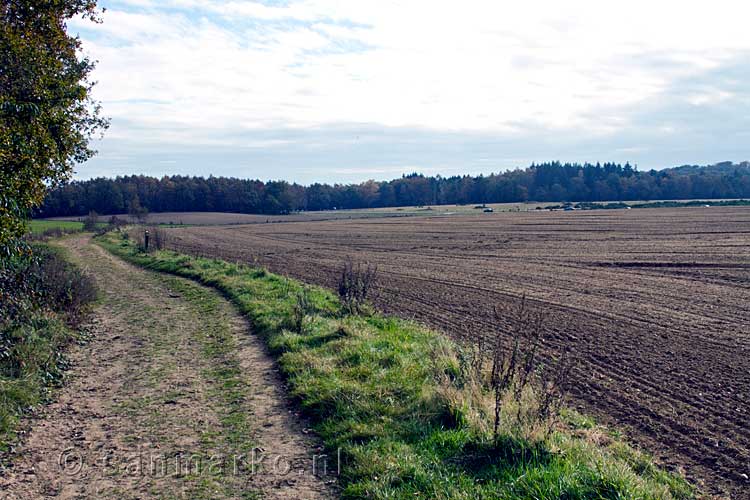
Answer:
xmin=0 ymin=0 xmax=108 ymax=257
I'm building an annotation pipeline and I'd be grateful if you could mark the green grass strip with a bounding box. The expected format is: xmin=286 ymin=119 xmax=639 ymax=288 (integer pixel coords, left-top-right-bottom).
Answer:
xmin=28 ymin=219 xmax=84 ymax=234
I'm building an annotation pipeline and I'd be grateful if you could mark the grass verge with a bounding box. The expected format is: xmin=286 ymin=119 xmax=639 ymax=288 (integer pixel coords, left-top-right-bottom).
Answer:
xmin=0 ymin=243 xmax=95 ymax=452
xmin=0 ymin=316 xmax=80 ymax=450
xmin=97 ymin=231 xmax=695 ymax=500
xmin=28 ymin=219 xmax=84 ymax=234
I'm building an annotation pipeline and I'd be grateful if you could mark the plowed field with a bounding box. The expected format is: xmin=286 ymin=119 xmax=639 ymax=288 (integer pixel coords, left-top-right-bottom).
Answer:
xmin=167 ymin=207 xmax=750 ymax=497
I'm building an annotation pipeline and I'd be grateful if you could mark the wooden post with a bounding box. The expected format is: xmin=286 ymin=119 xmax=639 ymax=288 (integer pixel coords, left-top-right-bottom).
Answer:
xmin=144 ymin=230 xmax=150 ymax=251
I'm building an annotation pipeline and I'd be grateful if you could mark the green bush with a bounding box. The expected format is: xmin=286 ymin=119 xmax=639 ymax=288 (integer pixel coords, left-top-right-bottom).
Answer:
xmin=1 ymin=245 xmax=97 ymax=327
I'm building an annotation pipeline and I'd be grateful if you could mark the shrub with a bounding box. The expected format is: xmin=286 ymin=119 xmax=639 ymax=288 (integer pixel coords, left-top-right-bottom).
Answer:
xmin=0 ymin=255 xmax=33 ymax=323
xmin=337 ymin=258 xmax=377 ymax=314
xmin=83 ymin=210 xmax=99 ymax=231
xmin=41 ymin=227 xmax=64 ymax=238
xmin=30 ymin=248 xmax=97 ymax=326
xmin=128 ymin=202 xmax=149 ymax=224
xmin=1 ymin=246 xmax=97 ymax=328
xmin=454 ymin=296 xmax=576 ymax=442
xmin=134 ymin=226 xmax=169 ymax=252
xmin=151 ymin=226 xmax=169 ymax=251
xmin=95 ymin=215 xmax=126 ymax=236
xmin=108 ymin=215 xmax=125 ymax=228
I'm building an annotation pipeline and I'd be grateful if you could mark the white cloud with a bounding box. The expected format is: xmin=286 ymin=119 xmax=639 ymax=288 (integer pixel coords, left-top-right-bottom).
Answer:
xmin=69 ymin=0 xmax=750 ymax=180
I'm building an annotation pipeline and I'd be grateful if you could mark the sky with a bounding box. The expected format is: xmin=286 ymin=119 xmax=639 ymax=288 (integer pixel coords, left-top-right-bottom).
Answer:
xmin=70 ymin=0 xmax=750 ymax=184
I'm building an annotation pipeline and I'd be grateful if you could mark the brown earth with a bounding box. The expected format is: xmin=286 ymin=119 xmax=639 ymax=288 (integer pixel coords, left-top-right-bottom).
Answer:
xmin=167 ymin=206 xmax=750 ymax=498
xmin=45 ymin=202 xmax=546 ymax=226
xmin=48 ymin=209 xmax=423 ymax=226
xmin=0 ymin=235 xmax=336 ymax=499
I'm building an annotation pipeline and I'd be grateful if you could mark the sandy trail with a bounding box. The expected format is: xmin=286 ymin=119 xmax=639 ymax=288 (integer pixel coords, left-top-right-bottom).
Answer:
xmin=0 ymin=235 xmax=336 ymax=499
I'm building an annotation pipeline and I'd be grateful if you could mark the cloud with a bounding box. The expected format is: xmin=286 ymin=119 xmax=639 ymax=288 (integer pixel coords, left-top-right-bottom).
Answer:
xmin=71 ymin=0 xmax=750 ymax=181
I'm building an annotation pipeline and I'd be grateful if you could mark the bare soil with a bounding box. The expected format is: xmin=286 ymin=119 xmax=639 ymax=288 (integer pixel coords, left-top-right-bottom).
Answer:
xmin=169 ymin=206 xmax=750 ymax=498
xmin=0 ymin=235 xmax=335 ymax=499
xmin=47 ymin=209 xmax=419 ymax=226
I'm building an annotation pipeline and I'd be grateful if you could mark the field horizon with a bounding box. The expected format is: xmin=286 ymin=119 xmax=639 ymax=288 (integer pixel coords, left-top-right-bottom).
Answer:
xmin=38 ymin=196 xmax=750 ymax=227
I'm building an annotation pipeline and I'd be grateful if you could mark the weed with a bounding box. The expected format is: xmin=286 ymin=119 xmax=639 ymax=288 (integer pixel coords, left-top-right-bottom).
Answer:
xmin=454 ymin=297 xmax=577 ymax=442
xmin=337 ymin=258 xmax=377 ymax=315
xmin=132 ymin=226 xmax=170 ymax=252
xmin=291 ymin=287 xmax=314 ymax=334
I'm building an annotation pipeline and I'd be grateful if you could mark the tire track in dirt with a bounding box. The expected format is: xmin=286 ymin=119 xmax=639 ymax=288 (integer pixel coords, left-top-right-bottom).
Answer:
xmin=0 ymin=235 xmax=336 ymax=500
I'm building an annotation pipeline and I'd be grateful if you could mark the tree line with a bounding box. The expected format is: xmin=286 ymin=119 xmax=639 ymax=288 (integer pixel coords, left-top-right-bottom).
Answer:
xmin=37 ymin=161 xmax=750 ymax=217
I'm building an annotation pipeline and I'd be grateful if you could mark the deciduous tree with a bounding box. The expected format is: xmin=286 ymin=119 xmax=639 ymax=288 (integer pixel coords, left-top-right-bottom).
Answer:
xmin=0 ymin=0 xmax=108 ymax=256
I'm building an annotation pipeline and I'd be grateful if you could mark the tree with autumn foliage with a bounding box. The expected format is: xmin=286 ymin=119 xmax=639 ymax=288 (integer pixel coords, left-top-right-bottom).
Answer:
xmin=0 ymin=0 xmax=108 ymax=257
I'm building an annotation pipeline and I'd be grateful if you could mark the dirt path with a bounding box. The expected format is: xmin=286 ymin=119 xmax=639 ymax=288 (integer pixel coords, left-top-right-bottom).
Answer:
xmin=0 ymin=235 xmax=336 ymax=499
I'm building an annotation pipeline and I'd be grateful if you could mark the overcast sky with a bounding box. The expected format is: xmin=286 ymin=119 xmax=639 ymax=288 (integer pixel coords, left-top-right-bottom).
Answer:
xmin=71 ymin=0 xmax=750 ymax=183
